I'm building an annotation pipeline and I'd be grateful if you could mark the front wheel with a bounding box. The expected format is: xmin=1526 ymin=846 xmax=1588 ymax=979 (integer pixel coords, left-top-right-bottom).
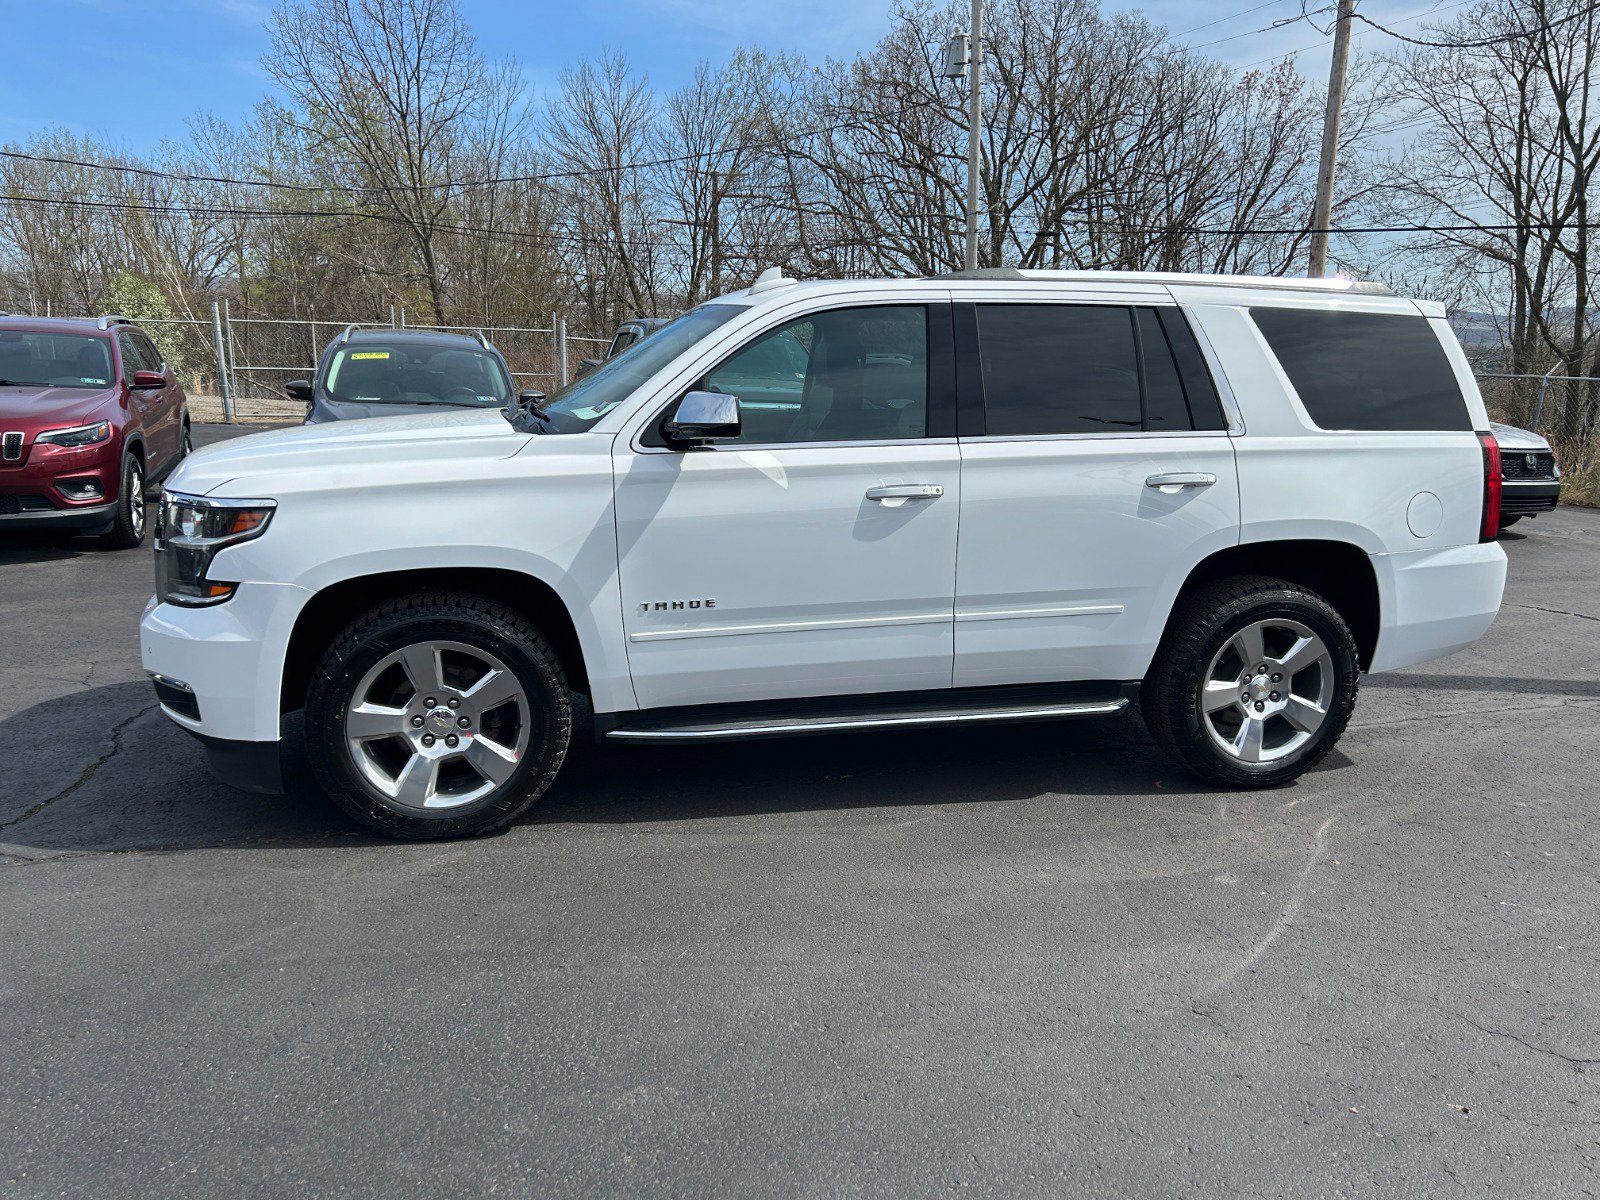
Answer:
xmin=1141 ymin=576 xmax=1359 ymax=789
xmin=304 ymin=593 xmax=572 ymax=839
xmin=98 ymin=454 xmax=146 ymax=549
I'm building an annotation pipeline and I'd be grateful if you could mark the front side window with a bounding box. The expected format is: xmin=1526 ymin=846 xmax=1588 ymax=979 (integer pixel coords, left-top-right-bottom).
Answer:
xmin=321 ymin=343 xmax=513 ymax=409
xmin=975 ymin=305 xmax=1142 ymax=435
xmin=1250 ymin=307 xmax=1471 ymax=431
xmin=117 ymin=331 xmax=151 ymax=377
xmin=700 ymin=305 xmax=928 ymax=444
xmin=0 ymin=332 xmax=113 ymax=388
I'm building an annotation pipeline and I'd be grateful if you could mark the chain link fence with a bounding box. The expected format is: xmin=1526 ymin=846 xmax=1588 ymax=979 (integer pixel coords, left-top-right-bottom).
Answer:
xmin=0 ymin=300 xmax=606 ymax=423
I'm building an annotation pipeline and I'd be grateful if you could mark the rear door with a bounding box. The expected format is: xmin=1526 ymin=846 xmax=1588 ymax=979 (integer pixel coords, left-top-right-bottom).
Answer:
xmin=952 ymin=298 xmax=1241 ymax=688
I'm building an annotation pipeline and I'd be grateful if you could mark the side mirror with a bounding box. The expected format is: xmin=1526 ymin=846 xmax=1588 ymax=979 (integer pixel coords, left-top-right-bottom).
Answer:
xmin=517 ymin=389 xmax=546 ymax=406
xmin=131 ymin=370 xmax=166 ymax=389
xmin=666 ymin=391 xmax=741 ymax=445
xmin=285 ymin=379 xmax=313 ymax=403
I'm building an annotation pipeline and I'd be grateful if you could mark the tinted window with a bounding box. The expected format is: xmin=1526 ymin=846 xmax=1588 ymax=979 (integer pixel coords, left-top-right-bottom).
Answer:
xmin=117 ymin=331 xmax=150 ymax=377
xmin=1251 ymin=308 xmax=1470 ymax=431
xmin=1138 ymin=309 xmax=1190 ymax=431
xmin=702 ymin=306 xmax=927 ymax=444
xmin=136 ymin=333 xmax=164 ymax=373
xmin=975 ymin=305 xmax=1141 ymax=434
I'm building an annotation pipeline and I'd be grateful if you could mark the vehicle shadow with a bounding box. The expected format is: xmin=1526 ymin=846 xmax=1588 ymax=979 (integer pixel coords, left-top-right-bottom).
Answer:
xmin=0 ymin=682 xmax=1310 ymax=857
xmin=0 ymin=530 xmax=102 ymax=565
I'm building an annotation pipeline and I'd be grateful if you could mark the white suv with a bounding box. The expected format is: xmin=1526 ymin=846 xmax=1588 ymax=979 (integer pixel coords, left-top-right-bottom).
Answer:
xmin=141 ymin=269 xmax=1508 ymax=839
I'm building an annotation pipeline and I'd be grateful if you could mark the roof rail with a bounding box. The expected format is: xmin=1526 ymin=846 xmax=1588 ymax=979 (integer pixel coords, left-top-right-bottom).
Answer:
xmin=476 ymin=329 xmax=491 ymax=350
xmin=338 ymin=323 xmax=363 ymax=343
xmin=96 ymin=314 xmax=133 ymax=330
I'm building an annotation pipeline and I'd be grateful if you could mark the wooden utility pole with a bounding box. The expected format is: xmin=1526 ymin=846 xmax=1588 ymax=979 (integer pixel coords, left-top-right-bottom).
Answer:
xmin=964 ymin=0 xmax=984 ymax=271
xmin=1308 ymin=0 xmax=1355 ymax=277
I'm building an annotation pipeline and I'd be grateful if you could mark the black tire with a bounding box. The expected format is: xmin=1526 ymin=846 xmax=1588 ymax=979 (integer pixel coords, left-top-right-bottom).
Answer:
xmin=98 ymin=454 xmax=147 ymax=549
xmin=304 ymin=592 xmax=572 ymax=839
xmin=1497 ymin=514 xmax=1523 ymax=530
xmin=178 ymin=421 xmax=193 ymax=461
xmin=1141 ymin=575 xmax=1359 ymax=789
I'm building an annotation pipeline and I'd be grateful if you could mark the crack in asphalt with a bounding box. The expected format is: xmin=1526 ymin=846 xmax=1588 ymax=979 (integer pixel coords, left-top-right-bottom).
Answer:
xmin=1507 ymin=602 xmax=1600 ymax=624
xmin=1449 ymin=1012 xmax=1600 ymax=1072
xmin=1351 ymin=697 xmax=1600 ymax=730
xmin=1375 ymin=983 xmax=1599 ymax=1073
xmin=0 ymin=702 xmax=158 ymax=834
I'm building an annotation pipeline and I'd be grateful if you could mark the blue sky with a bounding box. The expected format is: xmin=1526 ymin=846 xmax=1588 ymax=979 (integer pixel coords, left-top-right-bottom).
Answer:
xmin=3 ymin=0 xmax=1460 ymax=153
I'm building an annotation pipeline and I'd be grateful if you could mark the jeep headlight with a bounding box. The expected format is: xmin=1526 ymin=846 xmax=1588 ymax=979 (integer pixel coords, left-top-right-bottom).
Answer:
xmin=154 ymin=492 xmax=276 ymax=606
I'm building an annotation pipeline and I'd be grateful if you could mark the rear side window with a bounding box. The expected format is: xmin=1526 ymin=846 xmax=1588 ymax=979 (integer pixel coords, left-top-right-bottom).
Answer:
xmin=975 ymin=305 xmax=1142 ymax=434
xmin=972 ymin=304 xmax=1226 ymax=435
xmin=1250 ymin=308 xmax=1471 ymax=431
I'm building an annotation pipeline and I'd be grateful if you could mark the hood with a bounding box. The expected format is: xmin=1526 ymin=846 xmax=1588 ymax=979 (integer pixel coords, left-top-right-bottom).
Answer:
xmin=310 ymin=396 xmax=501 ymax=423
xmin=0 ymin=385 xmax=117 ymax=433
xmin=164 ymin=407 xmax=533 ymax=497
xmin=1490 ymin=421 xmax=1551 ymax=451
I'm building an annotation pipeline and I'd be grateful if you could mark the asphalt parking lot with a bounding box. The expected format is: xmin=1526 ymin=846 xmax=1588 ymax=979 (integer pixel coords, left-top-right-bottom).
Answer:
xmin=2 ymin=424 xmax=1597 ymax=1197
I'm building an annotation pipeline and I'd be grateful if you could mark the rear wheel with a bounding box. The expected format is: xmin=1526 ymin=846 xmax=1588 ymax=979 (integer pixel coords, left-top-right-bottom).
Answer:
xmin=98 ymin=454 xmax=146 ymax=549
xmin=1142 ymin=576 xmax=1359 ymax=788
xmin=304 ymin=592 xmax=572 ymax=839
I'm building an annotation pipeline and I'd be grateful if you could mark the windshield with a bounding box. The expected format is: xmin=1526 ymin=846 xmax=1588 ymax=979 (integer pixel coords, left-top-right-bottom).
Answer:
xmin=536 ymin=305 xmax=743 ymax=432
xmin=0 ymin=332 xmax=114 ymax=389
xmin=322 ymin=342 xmax=513 ymax=408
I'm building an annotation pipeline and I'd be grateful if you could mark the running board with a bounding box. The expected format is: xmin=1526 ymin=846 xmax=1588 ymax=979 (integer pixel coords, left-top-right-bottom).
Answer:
xmin=601 ymin=685 xmax=1133 ymax=744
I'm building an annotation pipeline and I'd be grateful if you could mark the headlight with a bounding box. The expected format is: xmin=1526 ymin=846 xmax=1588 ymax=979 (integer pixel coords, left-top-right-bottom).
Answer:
xmin=35 ymin=421 xmax=111 ymax=448
xmin=154 ymin=492 xmax=276 ymax=606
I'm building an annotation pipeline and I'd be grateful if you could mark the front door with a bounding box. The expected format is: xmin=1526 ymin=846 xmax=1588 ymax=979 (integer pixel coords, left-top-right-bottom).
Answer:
xmin=953 ymin=300 xmax=1241 ymax=688
xmin=614 ymin=303 xmax=960 ymax=711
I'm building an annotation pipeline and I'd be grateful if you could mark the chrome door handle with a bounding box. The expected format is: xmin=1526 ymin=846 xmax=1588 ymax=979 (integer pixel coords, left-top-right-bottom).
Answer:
xmin=866 ymin=484 xmax=943 ymax=501
xmin=1145 ymin=472 xmax=1216 ymax=491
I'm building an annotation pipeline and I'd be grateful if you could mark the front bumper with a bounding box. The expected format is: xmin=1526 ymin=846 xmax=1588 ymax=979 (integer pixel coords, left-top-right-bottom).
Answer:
xmin=0 ymin=499 xmax=116 ymax=531
xmin=1501 ymin=480 xmax=1561 ymax=516
xmin=140 ymin=581 xmax=311 ymax=743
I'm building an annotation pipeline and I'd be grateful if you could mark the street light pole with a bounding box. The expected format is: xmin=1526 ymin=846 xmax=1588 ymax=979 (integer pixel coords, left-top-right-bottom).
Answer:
xmin=1308 ymin=0 xmax=1355 ymax=278
xmin=964 ymin=0 xmax=984 ymax=271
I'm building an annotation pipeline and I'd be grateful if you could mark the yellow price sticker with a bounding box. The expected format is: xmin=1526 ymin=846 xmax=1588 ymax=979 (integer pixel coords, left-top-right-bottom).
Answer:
xmin=349 ymin=351 xmax=391 ymax=360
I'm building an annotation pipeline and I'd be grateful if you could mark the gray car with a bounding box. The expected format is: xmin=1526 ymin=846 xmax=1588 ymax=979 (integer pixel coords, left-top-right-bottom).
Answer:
xmin=1492 ymin=421 xmax=1562 ymax=530
xmin=287 ymin=328 xmax=525 ymax=424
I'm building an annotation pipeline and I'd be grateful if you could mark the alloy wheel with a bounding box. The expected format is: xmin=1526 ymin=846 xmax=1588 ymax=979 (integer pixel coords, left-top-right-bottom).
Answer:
xmin=1199 ymin=617 xmax=1334 ymax=764
xmin=345 ymin=639 xmax=531 ymax=810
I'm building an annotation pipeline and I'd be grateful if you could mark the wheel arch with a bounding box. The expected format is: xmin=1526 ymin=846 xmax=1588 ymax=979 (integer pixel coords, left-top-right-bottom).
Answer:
xmin=1172 ymin=539 xmax=1380 ymax=670
xmin=280 ymin=567 xmax=592 ymax=716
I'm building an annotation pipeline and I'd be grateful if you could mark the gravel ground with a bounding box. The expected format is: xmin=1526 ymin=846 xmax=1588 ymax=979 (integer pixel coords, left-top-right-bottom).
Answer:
xmin=2 ymin=425 xmax=1596 ymax=1197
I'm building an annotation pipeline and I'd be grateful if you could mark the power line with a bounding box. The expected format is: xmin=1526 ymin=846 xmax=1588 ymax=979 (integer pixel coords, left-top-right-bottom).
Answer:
xmin=1234 ymin=0 xmax=1472 ymax=67
xmin=1187 ymin=5 xmax=1325 ymax=52
xmin=1171 ymin=0 xmax=1306 ymax=39
xmin=0 ymin=124 xmax=840 ymax=197
xmin=1349 ymin=0 xmax=1600 ymax=47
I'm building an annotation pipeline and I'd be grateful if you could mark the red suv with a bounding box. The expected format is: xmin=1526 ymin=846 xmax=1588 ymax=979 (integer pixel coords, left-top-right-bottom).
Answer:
xmin=0 ymin=315 xmax=190 ymax=548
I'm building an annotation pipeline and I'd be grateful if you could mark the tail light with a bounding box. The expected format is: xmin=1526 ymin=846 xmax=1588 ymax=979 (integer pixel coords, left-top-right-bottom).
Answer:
xmin=1478 ymin=432 xmax=1502 ymax=542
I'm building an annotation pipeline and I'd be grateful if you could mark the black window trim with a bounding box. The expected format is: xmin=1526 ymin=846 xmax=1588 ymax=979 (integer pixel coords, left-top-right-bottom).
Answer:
xmin=959 ymin=298 xmax=1234 ymax=441
xmin=637 ymin=300 xmax=958 ymax=452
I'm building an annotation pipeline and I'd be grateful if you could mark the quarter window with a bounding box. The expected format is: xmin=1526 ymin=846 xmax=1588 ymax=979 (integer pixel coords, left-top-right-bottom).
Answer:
xmin=1250 ymin=307 xmax=1471 ymax=431
xmin=700 ymin=306 xmax=928 ymax=444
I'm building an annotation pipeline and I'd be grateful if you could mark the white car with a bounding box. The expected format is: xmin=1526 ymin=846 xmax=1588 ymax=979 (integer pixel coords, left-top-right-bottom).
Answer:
xmin=141 ymin=269 xmax=1508 ymax=839
xmin=1489 ymin=421 xmax=1561 ymax=530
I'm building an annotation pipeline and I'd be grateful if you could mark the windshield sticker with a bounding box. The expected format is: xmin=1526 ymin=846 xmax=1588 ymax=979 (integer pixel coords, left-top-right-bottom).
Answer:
xmin=349 ymin=351 xmax=391 ymax=360
xmin=81 ymin=377 xmax=109 ymax=385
